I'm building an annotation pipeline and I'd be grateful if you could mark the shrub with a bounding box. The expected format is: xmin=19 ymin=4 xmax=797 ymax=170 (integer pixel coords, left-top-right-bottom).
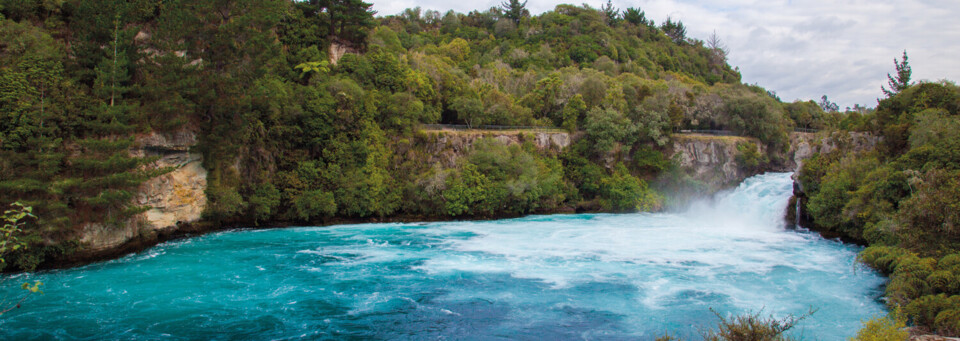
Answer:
xmin=599 ymin=163 xmax=661 ymax=212
xmin=700 ymin=308 xmax=814 ymax=341
xmin=735 ymin=142 xmax=766 ymax=171
xmin=851 ymin=312 xmax=908 ymax=341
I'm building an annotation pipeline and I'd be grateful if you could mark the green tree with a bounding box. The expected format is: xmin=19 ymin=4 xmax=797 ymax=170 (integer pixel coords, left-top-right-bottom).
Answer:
xmin=0 ymin=203 xmax=34 ymax=266
xmin=660 ymin=18 xmax=686 ymax=43
xmin=601 ymin=0 xmax=619 ymax=26
xmin=443 ymin=163 xmax=488 ymax=216
xmin=561 ymin=94 xmax=587 ymax=132
xmin=293 ymin=189 xmax=337 ymax=221
xmin=500 ymin=0 xmax=528 ymax=24
xmin=585 ymin=107 xmax=636 ymax=156
xmin=599 ymin=163 xmax=661 ymax=212
xmin=882 ymin=50 xmax=913 ymax=98
xmin=623 ymin=7 xmax=651 ymax=27
xmin=0 ymin=203 xmax=43 ymax=316
xmin=451 ymin=95 xmax=485 ymax=128
xmin=294 ymin=61 xmax=330 ymax=80
xmin=92 ymin=15 xmax=131 ymax=108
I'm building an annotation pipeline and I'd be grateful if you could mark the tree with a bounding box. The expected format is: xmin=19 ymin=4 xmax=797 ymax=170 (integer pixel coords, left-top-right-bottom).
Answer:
xmin=819 ymin=95 xmax=839 ymax=113
xmin=451 ymin=95 xmax=485 ymax=128
xmin=585 ymin=107 xmax=637 ymax=156
xmin=0 ymin=203 xmax=34 ymax=266
xmin=623 ymin=7 xmax=651 ymax=27
xmin=706 ymin=30 xmax=728 ymax=68
xmin=294 ymin=61 xmax=330 ymax=80
xmin=500 ymin=0 xmax=528 ymax=24
xmin=601 ymin=0 xmax=620 ymax=26
xmin=92 ymin=15 xmax=131 ymax=107
xmin=882 ymin=50 xmax=912 ymax=98
xmin=661 ymin=18 xmax=686 ymax=43
xmin=0 ymin=203 xmax=43 ymax=316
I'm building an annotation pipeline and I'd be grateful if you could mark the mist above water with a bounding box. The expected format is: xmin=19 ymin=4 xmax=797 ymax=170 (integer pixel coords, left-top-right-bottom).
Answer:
xmin=0 ymin=173 xmax=885 ymax=339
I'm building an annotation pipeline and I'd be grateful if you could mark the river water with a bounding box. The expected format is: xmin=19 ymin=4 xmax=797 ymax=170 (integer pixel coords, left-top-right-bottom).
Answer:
xmin=0 ymin=173 xmax=886 ymax=339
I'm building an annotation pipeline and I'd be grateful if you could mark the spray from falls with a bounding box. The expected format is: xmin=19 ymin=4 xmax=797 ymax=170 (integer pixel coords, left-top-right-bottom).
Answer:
xmin=0 ymin=173 xmax=885 ymax=340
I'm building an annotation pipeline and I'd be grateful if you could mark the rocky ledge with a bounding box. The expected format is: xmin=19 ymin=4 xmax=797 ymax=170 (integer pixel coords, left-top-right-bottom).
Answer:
xmin=77 ymin=131 xmax=208 ymax=259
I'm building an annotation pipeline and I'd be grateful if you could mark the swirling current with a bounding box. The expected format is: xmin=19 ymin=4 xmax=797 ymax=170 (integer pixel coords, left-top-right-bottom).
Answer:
xmin=0 ymin=173 xmax=886 ymax=339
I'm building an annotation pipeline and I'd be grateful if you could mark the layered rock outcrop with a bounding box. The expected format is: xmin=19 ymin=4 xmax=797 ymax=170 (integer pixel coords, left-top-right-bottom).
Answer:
xmin=787 ymin=131 xmax=882 ymax=170
xmin=667 ymin=134 xmax=764 ymax=191
xmin=79 ymin=131 xmax=207 ymax=254
xmin=419 ymin=129 xmax=573 ymax=167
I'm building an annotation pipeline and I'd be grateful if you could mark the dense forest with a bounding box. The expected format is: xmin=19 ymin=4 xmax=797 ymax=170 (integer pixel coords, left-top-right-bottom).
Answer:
xmin=0 ymin=0 xmax=842 ymax=271
xmin=4 ymin=0 xmax=960 ymax=338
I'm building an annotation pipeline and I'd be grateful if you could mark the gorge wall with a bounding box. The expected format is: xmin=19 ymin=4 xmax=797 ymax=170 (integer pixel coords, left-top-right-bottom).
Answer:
xmin=77 ymin=131 xmax=208 ymax=258
xmin=666 ymin=134 xmax=765 ymax=192
xmin=70 ymin=129 xmax=875 ymax=264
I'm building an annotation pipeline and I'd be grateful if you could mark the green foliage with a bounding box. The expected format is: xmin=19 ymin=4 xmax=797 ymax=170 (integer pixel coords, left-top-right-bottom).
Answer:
xmin=803 ymin=81 xmax=960 ymax=335
xmin=807 ymin=154 xmax=879 ymax=240
xmin=722 ymin=88 xmax=790 ymax=150
xmin=0 ymin=202 xmax=34 ymax=267
xmin=585 ymin=107 xmax=636 ymax=156
xmin=599 ymin=163 xmax=661 ymax=212
xmin=882 ymin=50 xmax=913 ymax=98
xmin=442 ymin=163 xmax=488 ymax=216
xmin=561 ymin=94 xmax=587 ymax=132
xmin=500 ymin=0 xmax=529 ymax=24
xmin=633 ymin=145 xmax=672 ymax=175
xmin=294 ymin=61 xmax=330 ymax=79
xmin=293 ymin=189 xmax=336 ymax=222
xmin=896 ymin=169 xmax=960 ymax=254
xmin=0 ymin=0 xmax=827 ymax=270
xmin=851 ymin=312 xmax=908 ymax=341
xmin=701 ymin=308 xmax=814 ymax=341
xmin=734 ymin=142 xmax=766 ymax=171
xmin=248 ymin=183 xmax=281 ymax=224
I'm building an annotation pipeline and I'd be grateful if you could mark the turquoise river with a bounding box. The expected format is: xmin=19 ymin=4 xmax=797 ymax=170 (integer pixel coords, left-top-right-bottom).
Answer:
xmin=0 ymin=173 xmax=886 ymax=339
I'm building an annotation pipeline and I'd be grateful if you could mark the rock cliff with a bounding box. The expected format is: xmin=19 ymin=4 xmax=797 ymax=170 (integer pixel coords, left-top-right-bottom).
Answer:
xmin=667 ymin=134 xmax=764 ymax=192
xmin=78 ymin=131 xmax=207 ymax=255
xmin=787 ymin=131 xmax=882 ymax=170
xmin=418 ymin=129 xmax=572 ymax=167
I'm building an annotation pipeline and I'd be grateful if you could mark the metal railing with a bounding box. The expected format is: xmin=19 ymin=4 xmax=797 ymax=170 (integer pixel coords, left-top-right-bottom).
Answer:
xmin=680 ymin=128 xmax=821 ymax=136
xmin=423 ymin=124 xmax=819 ymax=135
xmin=421 ymin=124 xmax=562 ymax=132
xmin=678 ymin=129 xmax=739 ymax=136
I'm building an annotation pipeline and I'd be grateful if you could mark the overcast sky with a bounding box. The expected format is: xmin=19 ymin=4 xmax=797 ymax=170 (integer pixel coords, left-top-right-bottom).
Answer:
xmin=371 ymin=0 xmax=960 ymax=109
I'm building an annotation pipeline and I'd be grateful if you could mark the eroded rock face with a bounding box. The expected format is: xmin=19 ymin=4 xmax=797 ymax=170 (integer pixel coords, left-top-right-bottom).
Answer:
xmin=788 ymin=131 xmax=882 ymax=170
xmin=79 ymin=131 xmax=207 ymax=253
xmin=420 ymin=130 xmax=572 ymax=167
xmin=668 ymin=135 xmax=763 ymax=191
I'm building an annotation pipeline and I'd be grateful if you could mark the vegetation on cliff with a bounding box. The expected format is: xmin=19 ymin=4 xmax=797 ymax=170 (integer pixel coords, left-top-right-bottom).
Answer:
xmin=0 ymin=1 xmax=838 ymax=270
xmin=796 ymin=52 xmax=960 ymax=335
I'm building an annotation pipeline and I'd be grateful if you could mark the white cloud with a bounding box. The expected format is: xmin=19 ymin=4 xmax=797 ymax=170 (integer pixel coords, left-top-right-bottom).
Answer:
xmin=370 ymin=0 xmax=960 ymax=109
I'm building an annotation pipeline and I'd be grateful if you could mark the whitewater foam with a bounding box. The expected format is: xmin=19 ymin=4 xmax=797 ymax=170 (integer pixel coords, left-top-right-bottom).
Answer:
xmin=0 ymin=173 xmax=884 ymax=340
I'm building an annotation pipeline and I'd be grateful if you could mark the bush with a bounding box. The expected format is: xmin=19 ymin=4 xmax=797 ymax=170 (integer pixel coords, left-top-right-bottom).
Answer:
xmin=851 ymin=313 xmax=908 ymax=341
xmin=293 ymin=189 xmax=336 ymax=221
xmin=599 ymin=163 xmax=661 ymax=212
xmin=248 ymin=183 xmax=281 ymax=223
xmin=734 ymin=142 xmax=766 ymax=171
xmin=701 ymin=308 xmax=814 ymax=341
xmin=633 ymin=145 xmax=672 ymax=175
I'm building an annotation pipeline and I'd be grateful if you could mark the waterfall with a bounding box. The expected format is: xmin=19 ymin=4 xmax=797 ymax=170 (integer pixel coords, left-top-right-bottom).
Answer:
xmin=0 ymin=173 xmax=885 ymax=340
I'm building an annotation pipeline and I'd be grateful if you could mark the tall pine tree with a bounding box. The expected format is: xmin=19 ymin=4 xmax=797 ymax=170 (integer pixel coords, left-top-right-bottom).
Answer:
xmin=500 ymin=0 xmax=528 ymax=24
xmin=882 ymin=50 xmax=912 ymax=98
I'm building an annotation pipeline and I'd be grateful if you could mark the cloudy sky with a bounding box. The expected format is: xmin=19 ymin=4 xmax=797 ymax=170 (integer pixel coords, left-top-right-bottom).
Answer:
xmin=371 ymin=0 xmax=960 ymax=109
